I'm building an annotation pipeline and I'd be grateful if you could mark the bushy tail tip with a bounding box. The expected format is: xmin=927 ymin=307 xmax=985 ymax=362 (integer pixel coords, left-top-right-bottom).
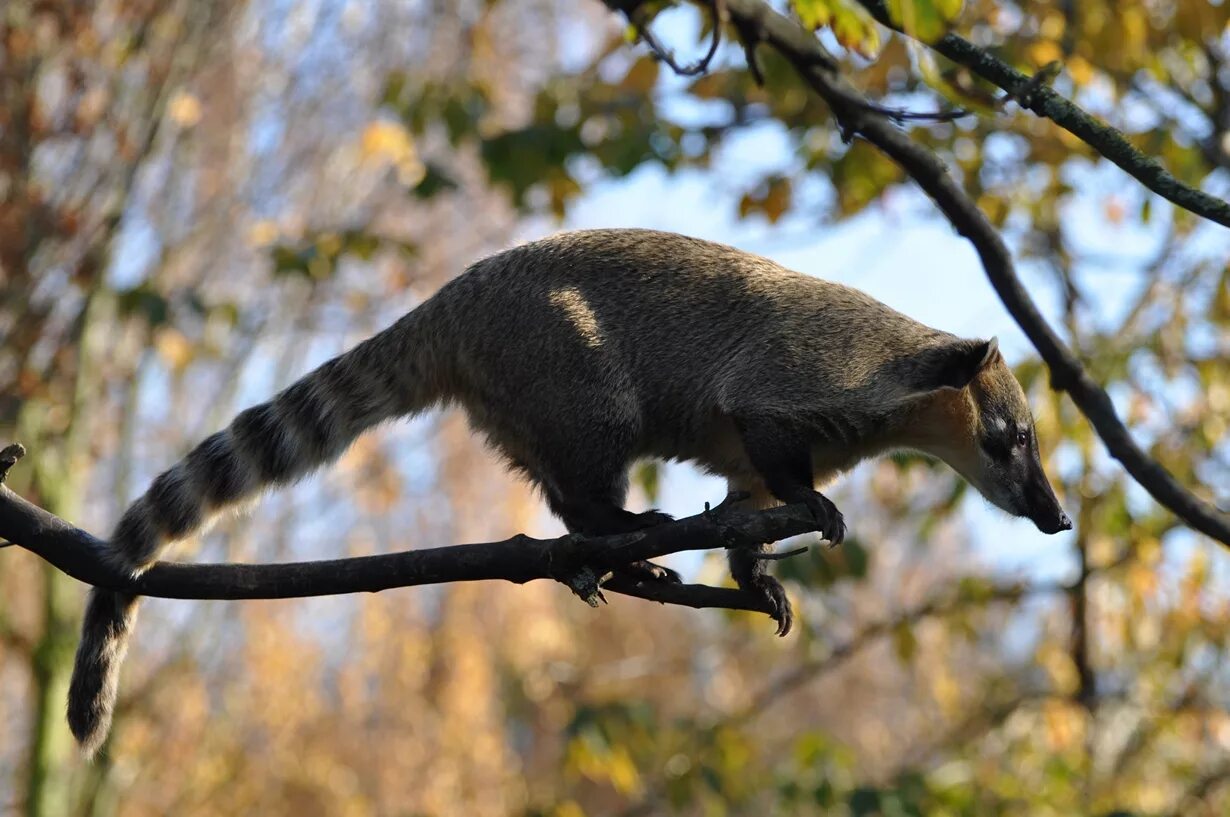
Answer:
xmin=67 ymin=588 xmax=139 ymax=758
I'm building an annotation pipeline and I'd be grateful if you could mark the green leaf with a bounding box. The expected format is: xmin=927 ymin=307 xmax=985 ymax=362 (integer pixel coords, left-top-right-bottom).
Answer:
xmin=116 ymin=286 xmax=169 ymax=327
xmin=343 ymin=231 xmax=382 ymax=261
xmin=885 ymin=0 xmax=962 ymax=43
xmin=892 ymin=621 xmax=918 ymax=663
xmin=380 ymin=70 xmax=408 ymax=106
xmin=632 ymin=461 xmax=661 ymax=502
xmin=271 ymin=245 xmax=310 ymax=277
xmin=410 ymin=162 xmax=459 ymax=199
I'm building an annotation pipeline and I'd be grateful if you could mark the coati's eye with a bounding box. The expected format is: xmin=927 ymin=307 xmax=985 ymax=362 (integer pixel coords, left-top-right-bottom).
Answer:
xmin=1015 ymin=429 xmax=1029 ymax=448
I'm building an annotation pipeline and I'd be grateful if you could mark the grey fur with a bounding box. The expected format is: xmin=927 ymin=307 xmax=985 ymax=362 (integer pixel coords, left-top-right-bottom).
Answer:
xmin=68 ymin=228 xmax=1067 ymax=753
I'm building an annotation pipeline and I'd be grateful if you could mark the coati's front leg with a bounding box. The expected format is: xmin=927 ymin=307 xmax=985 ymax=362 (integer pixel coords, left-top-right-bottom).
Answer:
xmin=734 ymin=417 xmax=847 ymax=544
xmin=728 ymin=416 xmax=848 ymax=636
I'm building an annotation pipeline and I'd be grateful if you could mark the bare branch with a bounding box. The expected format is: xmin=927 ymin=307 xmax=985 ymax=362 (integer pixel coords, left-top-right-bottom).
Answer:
xmin=0 ymin=443 xmax=814 ymax=619
xmin=622 ymin=0 xmax=725 ymax=77
xmin=622 ymin=0 xmax=967 ymax=122
xmin=678 ymin=0 xmax=1230 ymax=549
xmin=855 ymin=0 xmax=1230 ymax=229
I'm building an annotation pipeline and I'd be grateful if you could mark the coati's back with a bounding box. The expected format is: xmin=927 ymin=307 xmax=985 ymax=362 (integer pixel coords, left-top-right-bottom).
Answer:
xmin=438 ymin=228 xmax=949 ymax=427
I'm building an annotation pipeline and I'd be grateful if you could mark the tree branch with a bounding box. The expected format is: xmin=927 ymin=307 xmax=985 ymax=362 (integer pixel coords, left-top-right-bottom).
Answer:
xmin=653 ymin=0 xmax=1230 ymax=549
xmin=855 ymin=0 xmax=1230 ymax=229
xmin=621 ymin=0 xmax=725 ymax=77
xmin=0 ymin=443 xmax=816 ymax=619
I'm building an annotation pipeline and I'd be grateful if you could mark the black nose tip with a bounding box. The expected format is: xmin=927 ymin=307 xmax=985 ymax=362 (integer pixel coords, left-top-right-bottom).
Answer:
xmin=1058 ymin=512 xmax=1072 ymax=531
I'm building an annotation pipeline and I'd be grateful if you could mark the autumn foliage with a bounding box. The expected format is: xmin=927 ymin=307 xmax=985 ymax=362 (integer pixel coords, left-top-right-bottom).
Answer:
xmin=1 ymin=0 xmax=1228 ymax=816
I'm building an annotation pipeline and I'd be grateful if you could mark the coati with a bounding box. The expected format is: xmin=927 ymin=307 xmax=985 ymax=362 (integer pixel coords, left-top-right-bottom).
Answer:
xmin=67 ymin=227 xmax=1070 ymax=754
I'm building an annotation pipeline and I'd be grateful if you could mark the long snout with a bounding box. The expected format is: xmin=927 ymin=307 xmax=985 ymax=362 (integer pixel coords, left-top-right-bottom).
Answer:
xmin=1033 ymin=507 xmax=1072 ymax=534
xmin=1025 ymin=466 xmax=1071 ymax=534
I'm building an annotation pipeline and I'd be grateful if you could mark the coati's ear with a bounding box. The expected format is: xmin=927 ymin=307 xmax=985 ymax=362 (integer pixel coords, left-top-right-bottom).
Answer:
xmin=917 ymin=336 xmax=1000 ymax=391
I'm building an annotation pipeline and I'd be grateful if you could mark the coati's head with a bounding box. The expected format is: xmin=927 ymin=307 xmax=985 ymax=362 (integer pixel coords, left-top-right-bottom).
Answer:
xmin=909 ymin=336 xmax=1072 ymax=534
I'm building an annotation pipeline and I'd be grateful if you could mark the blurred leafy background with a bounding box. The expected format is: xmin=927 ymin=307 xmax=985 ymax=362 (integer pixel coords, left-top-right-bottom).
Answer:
xmin=0 ymin=0 xmax=1228 ymax=815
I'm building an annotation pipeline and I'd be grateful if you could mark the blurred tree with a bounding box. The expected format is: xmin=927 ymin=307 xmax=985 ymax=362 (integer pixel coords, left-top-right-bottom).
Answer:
xmin=2 ymin=0 xmax=1229 ymax=815
xmin=0 ymin=0 xmax=568 ymax=814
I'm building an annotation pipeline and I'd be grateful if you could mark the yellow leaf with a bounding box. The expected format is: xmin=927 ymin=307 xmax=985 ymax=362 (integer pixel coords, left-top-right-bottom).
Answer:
xmin=1066 ymin=55 xmax=1094 ymax=87
xmin=167 ymin=91 xmax=202 ymax=127
xmin=762 ymin=177 xmax=792 ymax=224
xmin=606 ymin=746 xmax=644 ymax=796
xmin=977 ymin=194 xmax=1009 ymax=227
xmin=620 ymin=57 xmax=660 ymax=94
xmin=1042 ymin=699 xmax=1085 ymax=751
xmin=832 ymin=3 xmax=881 ymax=56
xmin=361 ymin=120 xmax=416 ymax=164
xmin=247 ymin=219 xmax=279 ymax=247
xmin=932 ymin=0 xmax=963 ymax=22
xmin=555 ymin=802 xmax=586 ymax=817
xmin=886 ymin=0 xmax=946 ymax=43
xmin=155 ymin=327 xmax=194 ymax=373
xmin=1038 ymin=12 xmax=1066 ymax=40
xmin=1028 ymin=40 xmax=1063 ymax=67
xmin=794 ymin=0 xmax=833 ymax=30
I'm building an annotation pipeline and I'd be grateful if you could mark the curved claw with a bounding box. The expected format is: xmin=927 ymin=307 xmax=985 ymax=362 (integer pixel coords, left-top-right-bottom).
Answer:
xmin=612 ymin=559 xmax=682 ymax=584
xmin=801 ymin=492 xmax=846 ymax=547
xmin=752 ymin=575 xmax=793 ymax=637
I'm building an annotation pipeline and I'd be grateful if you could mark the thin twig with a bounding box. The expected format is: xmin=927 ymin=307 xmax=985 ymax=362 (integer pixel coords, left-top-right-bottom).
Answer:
xmin=632 ymin=0 xmax=966 ymax=122
xmin=842 ymin=96 xmax=970 ymax=126
xmin=627 ymin=0 xmax=724 ymax=77
xmin=855 ymin=0 xmax=1230 ymax=228
xmin=749 ymin=544 xmax=809 ymax=561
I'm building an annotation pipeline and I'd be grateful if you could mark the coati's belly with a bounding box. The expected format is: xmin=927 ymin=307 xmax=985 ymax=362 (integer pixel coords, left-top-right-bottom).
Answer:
xmin=638 ymin=412 xmax=870 ymax=491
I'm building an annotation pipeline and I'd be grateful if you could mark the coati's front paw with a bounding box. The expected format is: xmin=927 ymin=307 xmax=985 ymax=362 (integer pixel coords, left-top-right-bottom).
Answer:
xmin=750 ymin=575 xmax=793 ymax=637
xmin=799 ymin=492 xmax=846 ymax=547
xmin=612 ymin=559 xmax=682 ymax=584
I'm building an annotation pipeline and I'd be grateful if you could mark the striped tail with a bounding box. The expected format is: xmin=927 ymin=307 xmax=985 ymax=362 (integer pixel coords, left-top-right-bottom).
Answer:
xmin=67 ymin=311 xmax=442 ymax=755
xmin=67 ymin=589 xmax=138 ymax=757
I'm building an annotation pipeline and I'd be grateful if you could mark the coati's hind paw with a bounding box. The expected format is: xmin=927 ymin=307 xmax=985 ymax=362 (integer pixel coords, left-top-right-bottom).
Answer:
xmin=750 ymin=575 xmax=793 ymax=637
xmin=799 ymin=492 xmax=846 ymax=547
xmin=611 ymin=559 xmax=682 ymax=584
xmin=630 ymin=509 xmax=675 ymax=529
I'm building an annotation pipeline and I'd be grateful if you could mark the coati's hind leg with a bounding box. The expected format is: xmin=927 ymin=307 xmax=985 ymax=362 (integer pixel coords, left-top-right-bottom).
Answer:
xmin=727 ymin=416 xmax=848 ymax=637
xmin=546 ymin=490 xmax=681 ymax=584
xmin=723 ymin=481 xmax=794 ymax=637
xmin=497 ymin=415 xmax=679 ymax=583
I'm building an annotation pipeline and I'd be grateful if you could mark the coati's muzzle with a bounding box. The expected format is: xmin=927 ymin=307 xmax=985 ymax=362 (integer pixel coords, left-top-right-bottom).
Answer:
xmin=1022 ymin=458 xmax=1072 ymax=534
